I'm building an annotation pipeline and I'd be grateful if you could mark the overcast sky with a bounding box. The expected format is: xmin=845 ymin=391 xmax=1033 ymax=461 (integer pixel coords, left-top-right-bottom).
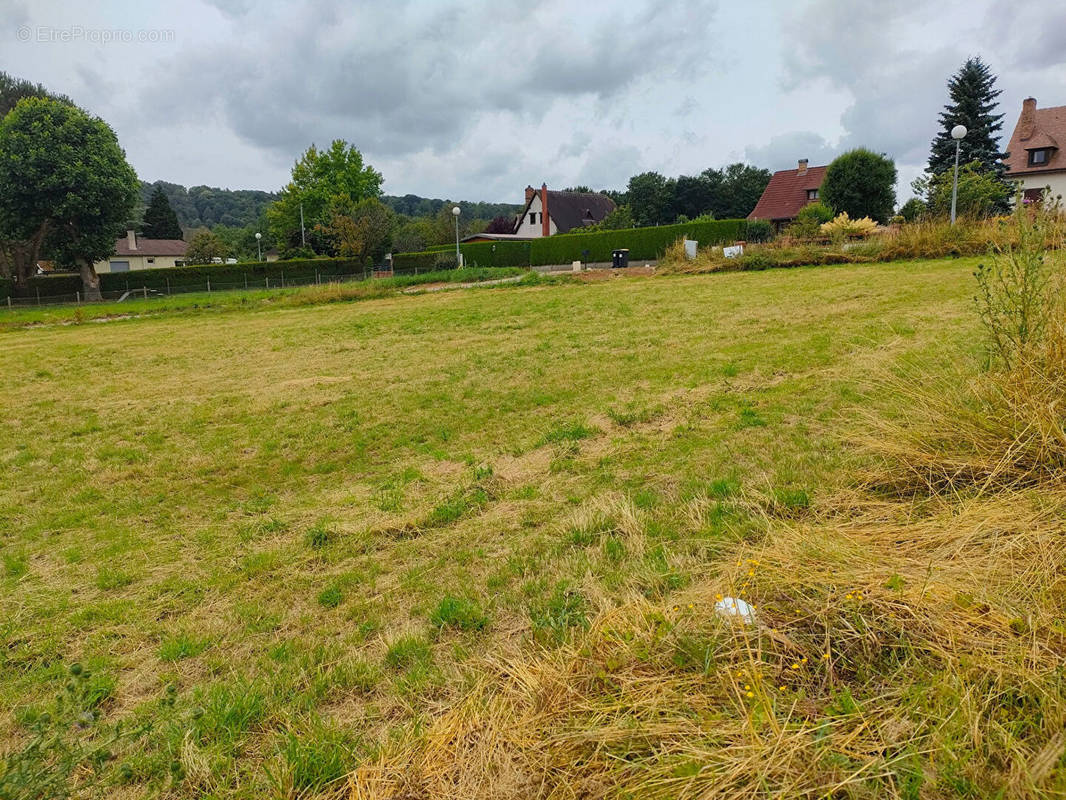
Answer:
xmin=5 ymin=0 xmax=1065 ymax=204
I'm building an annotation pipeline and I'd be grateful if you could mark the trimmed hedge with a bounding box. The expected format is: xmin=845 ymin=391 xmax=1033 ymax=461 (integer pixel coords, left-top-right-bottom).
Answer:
xmin=391 ymin=251 xmax=440 ymax=272
xmin=393 ymin=220 xmax=748 ymax=272
xmin=529 ymin=219 xmax=747 ymax=265
xmin=458 ymin=240 xmax=531 ymax=268
xmin=13 ymin=258 xmax=369 ymax=298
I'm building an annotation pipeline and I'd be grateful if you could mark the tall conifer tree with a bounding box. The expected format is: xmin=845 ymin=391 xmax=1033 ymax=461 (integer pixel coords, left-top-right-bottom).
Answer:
xmin=927 ymin=57 xmax=1007 ymax=178
xmin=141 ymin=186 xmax=183 ymax=239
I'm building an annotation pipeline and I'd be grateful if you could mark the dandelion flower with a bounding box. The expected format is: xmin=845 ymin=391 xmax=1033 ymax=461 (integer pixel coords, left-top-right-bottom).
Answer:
xmin=845 ymin=593 xmax=853 ymax=600
xmin=687 ymin=603 xmax=694 ymax=610
xmin=823 ymin=653 xmax=830 ymax=660
xmin=715 ymin=593 xmax=724 ymax=602
xmin=800 ymin=657 xmax=808 ymax=663
xmin=745 ymin=691 xmax=754 ymax=698
xmin=744 ymin=684 xmax=751 ymax=690
xmin=790 ymin=663 xmax=799 ymax=670
xmin=778 ymin=685 xmax=786 ymax=691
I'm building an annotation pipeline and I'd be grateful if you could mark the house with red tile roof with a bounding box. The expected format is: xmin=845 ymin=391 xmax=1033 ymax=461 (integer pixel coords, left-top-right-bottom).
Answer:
xmin=93 ymin=230 xmax=189 ymax=273
xmin=1003 ymin=97 xmax=1066 ymax=203
xmin=747 ymin=159 xmax=828 ymax=229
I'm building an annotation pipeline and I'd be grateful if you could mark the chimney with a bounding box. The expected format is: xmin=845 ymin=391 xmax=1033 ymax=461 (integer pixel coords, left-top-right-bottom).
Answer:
xmin=797 ymin=158 xmax=809 ymax=176
xmin=541 ymin=183 xmax=550 ymax=237
xmin=1019 ymin=97 xmax=1037 ymax=141
xmin=127 ymin=229 xmax=137 ymax=250
xmin=525 ymin=185 xmax=535 ymax=204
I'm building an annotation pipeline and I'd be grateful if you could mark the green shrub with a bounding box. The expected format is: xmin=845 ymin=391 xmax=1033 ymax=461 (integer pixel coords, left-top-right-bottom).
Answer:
xmin=898 ymin=197 xmax=926 ymax=222
xmin=433 ymin=253 xmax=459 ymax=270
xmin=745 ymin=219 xmax=774 ymax=243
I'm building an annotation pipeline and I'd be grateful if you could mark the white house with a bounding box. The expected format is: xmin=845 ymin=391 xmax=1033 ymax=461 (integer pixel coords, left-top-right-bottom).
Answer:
xmin=512 ymin=184 xmax=616 ymax=237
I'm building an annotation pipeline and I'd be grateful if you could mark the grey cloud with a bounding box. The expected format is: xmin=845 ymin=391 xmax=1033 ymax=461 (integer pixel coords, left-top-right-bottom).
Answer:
xmin=137 ymin=0 xmax=720 ymax=164
xmin=985 ymin=1 xmax=1066 ymax=70
xmin=778 ymin=0 xmax=965 ymax=171
xmin=574 ymin=143 xmax=644 ymax=190
xmin=745 ymin=131 xmax=838 ymax=171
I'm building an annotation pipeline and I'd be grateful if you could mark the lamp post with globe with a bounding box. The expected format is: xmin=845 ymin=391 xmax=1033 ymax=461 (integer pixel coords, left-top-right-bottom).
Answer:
xmin=452 ymin=206 xmax=461 ymax=265
xmin=950 ymin=124 xmax=967 ymax=225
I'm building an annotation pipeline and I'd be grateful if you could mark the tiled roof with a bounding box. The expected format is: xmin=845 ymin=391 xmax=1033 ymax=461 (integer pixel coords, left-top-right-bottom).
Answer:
xmin=747 ymin=165 xmax=827 ymax=222
xmin=113 ymin=236 xmax=188 ymax=256
xmin=515 ymin=188 xmax=616 ymax=234
xmin=1004 ymin=101 xmax=1066 ymax=176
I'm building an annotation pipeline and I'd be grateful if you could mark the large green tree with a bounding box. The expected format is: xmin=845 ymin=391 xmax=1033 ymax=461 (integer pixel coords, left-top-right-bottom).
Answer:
xmin=821 ymin=148 xmax=897 ymax=224
xmin=927 ymin=57 xmax=1007 ymax=179
xmin=0 ymin=97 xmax=138 ymax=297
xmin=141 ymin=186 xmax=183 ymax=239
xmin=267 ymin=140 xmax=383 ymax=253
xmin=627 ymin=172 xmax=674 ymax=227
xmin=318 ymin=197 xmax=395 ymax=264
xmin=185 ymin=230 xmax=227 ymax=264
xmin=0 ymin=71 xmax=73 ymax=118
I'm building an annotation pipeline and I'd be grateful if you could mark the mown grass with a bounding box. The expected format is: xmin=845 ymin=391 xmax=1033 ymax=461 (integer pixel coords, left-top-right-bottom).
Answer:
xmin=0 ymin=266 xmax=527 ymax=330
xmin=2 ymin=255 xmax=1027 ymax=798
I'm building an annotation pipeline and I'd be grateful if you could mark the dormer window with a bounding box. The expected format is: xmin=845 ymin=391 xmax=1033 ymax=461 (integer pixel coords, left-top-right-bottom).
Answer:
xmin=806 ymin=189 xmax=819 ymax=200
xmin=1028 ymin=148 xmax=1053 ymax=166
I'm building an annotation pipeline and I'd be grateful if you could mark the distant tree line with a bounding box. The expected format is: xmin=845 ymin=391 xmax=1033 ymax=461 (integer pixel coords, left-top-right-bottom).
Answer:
xmin=585 ymin=163 xmax=772 ymax=230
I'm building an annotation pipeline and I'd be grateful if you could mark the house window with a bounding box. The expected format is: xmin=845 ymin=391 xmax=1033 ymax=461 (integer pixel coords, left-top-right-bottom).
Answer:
xmin=529 ymin=212 xmax=537 ymax=225
xmin=175 ymin=260 xmax=185 ymax=267
xmin=807 ymin=189 xmax=819 ymax=200
xmin=1028 ymin=148 xmax=1052 ymax=166
xmin=147 ymin=258 xmax=155 ymax=264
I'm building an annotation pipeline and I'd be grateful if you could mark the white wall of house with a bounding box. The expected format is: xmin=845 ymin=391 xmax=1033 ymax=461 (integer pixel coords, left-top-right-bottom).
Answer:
xmin=513 ymin=195 xmax=558 ymax=237
xmin=94 ymin=255 xmax=186 ymax=273
xmin=1012 ymin=172 xmax=1066 ymax=202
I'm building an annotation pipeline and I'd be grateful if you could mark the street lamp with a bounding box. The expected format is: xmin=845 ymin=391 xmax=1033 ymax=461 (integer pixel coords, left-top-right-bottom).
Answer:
xmin=451 ymin=206 xmax=461 ymax=265
xmin=255 ymin=231 xmax=262 ymax=261
xmin=950 ymin=124 xmax=967 ymax=225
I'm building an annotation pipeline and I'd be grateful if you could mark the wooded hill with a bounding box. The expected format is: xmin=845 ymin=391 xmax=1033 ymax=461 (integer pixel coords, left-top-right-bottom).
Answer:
xmin=139 ymin=181 xmax=520 ymax=231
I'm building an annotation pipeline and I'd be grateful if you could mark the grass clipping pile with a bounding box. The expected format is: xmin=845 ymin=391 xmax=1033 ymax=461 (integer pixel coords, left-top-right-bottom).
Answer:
xmin=353 ymin=206 xmax=1066 ymax=799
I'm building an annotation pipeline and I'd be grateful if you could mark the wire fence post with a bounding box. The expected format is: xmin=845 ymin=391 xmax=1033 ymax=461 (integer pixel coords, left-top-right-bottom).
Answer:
xmin=76 ymin=291 xmax=81 ymax=304
xmin=265 ymin=276 xmax=269 ymax=289
xmin=316 ymin=271 xmax=320 ymax=284
xmin=244 ymin=274 xmax=248 ymax=290
xmin=281 ymin=271 xmax=285 ymax=288
xmin=207 ymin=279 xmax=211 ymax=293
xmin=36 ymin=287 xmax=40 ymax=305
xmin=166 ymin=278 xmax=170 ymax=295
xmin=6 ymin=296 xmax=11 ymax=308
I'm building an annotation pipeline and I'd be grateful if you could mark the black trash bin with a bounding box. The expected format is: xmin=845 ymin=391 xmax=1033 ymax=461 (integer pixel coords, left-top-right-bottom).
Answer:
xmin=611 ymin=248 xmax=629 ymax=269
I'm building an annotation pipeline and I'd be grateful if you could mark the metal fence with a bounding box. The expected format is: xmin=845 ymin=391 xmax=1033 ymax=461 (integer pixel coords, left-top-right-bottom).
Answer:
xmin=1 ymin=267 xmax=429 ymax=308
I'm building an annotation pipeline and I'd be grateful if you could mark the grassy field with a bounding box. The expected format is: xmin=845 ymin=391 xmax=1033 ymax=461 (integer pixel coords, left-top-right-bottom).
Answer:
xmin=6 ymin=255 xmax=1064 ymax=798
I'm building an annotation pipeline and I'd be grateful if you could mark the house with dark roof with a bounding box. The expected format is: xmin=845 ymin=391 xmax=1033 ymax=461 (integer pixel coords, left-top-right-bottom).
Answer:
xmin=1003 ymin=97 xmax=1066 ymax=203
xmin=512 ymin=184 xmax=615 ymax=237
xmin=93 ymin=230 xmax=189 ymax=273
xmin=747 ymin=159 xmax=827 ymax=229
